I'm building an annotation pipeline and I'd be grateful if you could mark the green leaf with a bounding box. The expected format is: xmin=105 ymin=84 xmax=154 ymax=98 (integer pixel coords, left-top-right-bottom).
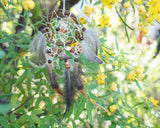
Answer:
xmin=15 ymin=70 xmax=29 ymax=94
xmin=115 ymin=38 xmax=119 ymax=51
xmin=0 ymin=39 xmax=10 ymax=43
xmin=10 ymin=93 xmax=19 ymax=107
xmin=18 ymin=44 xmax=29 ymax=48
xmin=31 ymin=114 xmax=41 ymax=124
xmin=0 ymin=116 xmax=10 ymax=127
xmin=81 ymin=0 xmax=84 ymax=8
xmin=72 ymin=120 xmax=76 ymax=128
xmin=0 ymin=49 xmax=6 ymax=58
xmin=135 ymin=79 xmax=141 ymax=90
xmin=110 ymin=121 xmax=116 ymax=128
xmin=87 ymin=84 xmax=98 ymax=90
xmin=74 ymin=98 xmax=86 ymax=120
xmin=99 ymin=116 xmax=112 ymax=121
xmin=0 ymin=104 xmax=12 ymax=113
xmin=115 ymin=6 xmax=134 ymax=30
xmin=131 ymin=3 xmax=135 ymax=14
xmin=125 ymin=26 xmax=130 ymax=43
xmin=93 ymin=0 xmax=101 ymax=6
xmin=0 ymin=93 xmax=12 ymax=100
xmin=2 ymin=6 xmax=9 ymax=17
xmin=26 ymin=69 xmax=32 ymax=93
xmin=87 ymin=101 xmax=93 ymax=124
xmin=17 ymin=114 xmax=28 ymax=125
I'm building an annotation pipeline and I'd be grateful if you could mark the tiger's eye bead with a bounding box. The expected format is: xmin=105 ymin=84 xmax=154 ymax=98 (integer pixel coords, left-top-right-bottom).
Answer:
xmin=56 ymin=27 xmax=60 ymax=31
xmin=80 ymin=37 xmax=84 ymax=41
xmin=74 ymin=58 xmax=79 ymax=62
xmin=65 ymin=64 xmax=71 ymax=69
xmin=48 ymin=60 xmax=52 ymax=63
xmin=60 ymin=27 xmax=67 ymax=33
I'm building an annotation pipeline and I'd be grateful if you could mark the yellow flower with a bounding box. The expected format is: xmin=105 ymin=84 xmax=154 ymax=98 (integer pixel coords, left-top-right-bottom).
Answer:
xmin=103 ymin=47 xmax=114 ymax=58
xmin=124 ymin=1 xmax=130 ymax=8
xmin=136 ymin=73 xmax=145 ymax=81
xmin=138 ymin=0 xmax=142 ymax=4
xmin=81 ymin=75 xmax=87 ymax=85
xmin=122 ymin=10 xmax=127 ymax=16
xmin=109 ymin=105 xmax=118 ymax=113
xmin=70 ymin=41 xmax=80 ymax=48
xmin=0 ymin=8 xmax=4 ymax=14
xmin=124 ymin=64 xmax=129 ymax=68
xmin=134 ymin=65 xmax=144 ymax=75
xmin=74 ymin=93 xmax=80 ymax=100
xmin=22 ymin=0 xmax=35 ymax=11
xmin=97 ymin=74 xmax=107 ymax=85
xmin=143 ymin=27 xmax=148 ymax=34
xmin=83 ymin=5 xmax=94 ymax=16
xmin=109 ymin=97 xmax=113 ymax=103
xmin=110 ymin=82 xmax=117 ymax=91
xmin=98 ymin=14 xmax=111 ymax=28
xmin=89 ymin=98 xmax=96 ymax=103
xmin=88 ymin=76 xmax=93 ymax=82
xmin=80 ymin=17 xmax=87 ymax=24
xmin=150 ymin=97 xmax=159 ymax=107
xmin=12 ymin=0 xmax=17 ymax=4
xmin=127 ymin=71 xmax=136 ymax=81
xmin=1 ymin=0 xmax=8 ymax=7
xmin=138 ymin=5 xmax=146 ymax=15
xmin=102 ymin=0 xmax=107 ymax=7
xmin=107 ymin=111 xmax=112 ymax=116
xmin=102 ymin=0 xmax=117 ymax=9
xmin=16 ymin=5 xmax=23 ymax=12
xmin=113 ymin=61 xmax=118 ymax=67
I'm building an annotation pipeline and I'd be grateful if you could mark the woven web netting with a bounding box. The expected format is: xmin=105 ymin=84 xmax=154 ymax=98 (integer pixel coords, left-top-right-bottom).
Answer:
xmin=42 ymin=9 xmax=85 ymax=60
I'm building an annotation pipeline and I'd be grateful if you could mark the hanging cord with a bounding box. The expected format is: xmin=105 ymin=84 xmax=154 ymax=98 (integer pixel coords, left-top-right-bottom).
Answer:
xmin=62 ymin=0 xmax=65 ymax=15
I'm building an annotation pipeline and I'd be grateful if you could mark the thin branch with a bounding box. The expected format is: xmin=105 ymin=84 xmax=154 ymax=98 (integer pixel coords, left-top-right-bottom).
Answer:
xmin=7 ymin=95 xmax=35 ymax=115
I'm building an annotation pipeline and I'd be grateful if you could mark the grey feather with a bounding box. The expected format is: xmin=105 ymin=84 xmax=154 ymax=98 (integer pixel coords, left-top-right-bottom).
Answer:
xmin=45 ymin=63 xmax=59 ymax=89
xmin=81 ymin=40 xmax=104 ymax=64
xmin=74 ymin=64 xmax=84 ymax=90
xmin=30 ymin=32 xmax=47 ymax=65
xmin=83 ymin=28 xmax=99 ymax=55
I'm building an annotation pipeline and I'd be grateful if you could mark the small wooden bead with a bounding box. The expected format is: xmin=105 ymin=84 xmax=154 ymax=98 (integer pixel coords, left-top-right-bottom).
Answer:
xmin=56 ymin=27 xmax=60 ymax=31
xmin=82 ymin=27 xmax=86 ymax=31
xmin=65 ymin=64 xmax=71 ymax=69
xmin=70 ymin=49 xmax=74 ymax=53
xmin=79 ymin=37 xmax=84 ymax=41
xmin=74 ymin=58 xmax=79 ymax=62
xmin=65 ymin=59 xmax=68 ymax=62
xmin=48 ymin=60 xmax=52 ymax=63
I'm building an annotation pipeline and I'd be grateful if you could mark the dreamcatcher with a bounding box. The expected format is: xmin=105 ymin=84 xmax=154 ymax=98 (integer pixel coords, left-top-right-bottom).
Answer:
xmin=30 ymin=0 xmax=104 ymax=112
